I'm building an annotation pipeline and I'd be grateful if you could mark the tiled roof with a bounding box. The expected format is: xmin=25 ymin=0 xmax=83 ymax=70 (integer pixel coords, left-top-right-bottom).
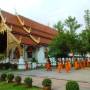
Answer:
xmin=1 ymin=10 xmax=57 ymax=45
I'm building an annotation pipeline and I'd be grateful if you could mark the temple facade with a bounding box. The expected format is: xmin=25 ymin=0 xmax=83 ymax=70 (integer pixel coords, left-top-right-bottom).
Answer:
xmin=0 ymin=10 xmax=57 ymax=69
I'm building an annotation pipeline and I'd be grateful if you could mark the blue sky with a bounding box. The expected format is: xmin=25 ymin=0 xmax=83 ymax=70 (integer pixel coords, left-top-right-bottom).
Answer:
xmin=0 ymin=0 xmax=90 ymax=32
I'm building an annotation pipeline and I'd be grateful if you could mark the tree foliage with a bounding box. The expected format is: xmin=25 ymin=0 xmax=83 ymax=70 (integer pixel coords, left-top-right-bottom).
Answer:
xmin=49 ymin=10 xmax=90 ymax=58
xmin=49 ymin=16 xmax=81 ymax=58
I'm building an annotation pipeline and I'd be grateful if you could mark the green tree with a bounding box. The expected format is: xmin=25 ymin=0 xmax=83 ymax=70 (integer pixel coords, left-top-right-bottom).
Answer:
xmin=53 ymin=21 xmax=64 ymax=33
xmin=65 ymin=16 xmax=81 ymax=53
xmin=65 ymin=16 xmax=81 ymax=35
xmin=84 ymin=10 xmax=90 ymax=30
xmin=49 ymin=32 xmax=69 ymax=58
xmin=49 ymin=16 xmax=81 ymax=59
xmin=81 ymin=9 xmax=90 ymax=54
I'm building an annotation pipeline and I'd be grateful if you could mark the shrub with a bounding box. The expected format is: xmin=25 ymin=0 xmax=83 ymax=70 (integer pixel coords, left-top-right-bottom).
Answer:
xmin=0 ymin=73 xmax=7 ymax=81
xmin=7 ymin=73 xmax=14 ymax=83
xmin=11 ymin=64 xmax=17 ymax=70
xmin=5 ymin=63 xmax=11 ymax=69
xmin=24 ymin=77 xmax=32 ymax=87
xmin=15 ymin=76 xmax=22 ymax=84
xmin=42 ymin=78 xmax=52 ymax=87
xmin=66 ymin=80 xmax=79 ymax=90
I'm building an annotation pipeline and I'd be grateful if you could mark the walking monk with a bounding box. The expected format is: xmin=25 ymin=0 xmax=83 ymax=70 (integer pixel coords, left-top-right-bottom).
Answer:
xmin=57 ymin=59 xmax=62 ymax=73
xmin=65 ymin=60 xmax=71 ymax=73
xmin=74 ymin=59 xmax=79 ymax=70
xmin=45 ymin=57 xmax=52 ymax=71
xmin=67 ymin=60 xmax=71 ymax=71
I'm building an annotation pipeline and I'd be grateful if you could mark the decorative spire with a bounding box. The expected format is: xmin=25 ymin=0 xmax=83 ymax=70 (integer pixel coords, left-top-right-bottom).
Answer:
xmin=0 ymin=9 xmax=12 ymax=33
xmin=15 ymin=12 xmax=40 ymax=44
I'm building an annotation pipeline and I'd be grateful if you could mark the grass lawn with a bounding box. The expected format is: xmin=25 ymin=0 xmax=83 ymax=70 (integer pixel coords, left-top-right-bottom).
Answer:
xmin=0 ymin=82 xmax=42 ymax=90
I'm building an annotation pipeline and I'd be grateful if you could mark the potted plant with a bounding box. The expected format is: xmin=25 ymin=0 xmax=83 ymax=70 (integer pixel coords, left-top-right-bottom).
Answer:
xmin=42 ymin=78 xmax=52 ymax=90
xmin=24 ymin=77 xmax=32 ymax=87
xmin=66 ymin=80 xmax=79 ymax=90
xmin=0 ymin=73 xmax=7 ymax=81
xmin=7 ymin=73 xmax=14 ymax=83
xmin=15 ymin=76 xmax=22 ymax=85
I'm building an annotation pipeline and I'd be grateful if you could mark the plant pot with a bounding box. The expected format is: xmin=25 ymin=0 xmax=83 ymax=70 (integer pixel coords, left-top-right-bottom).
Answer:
xmin=43 ymin=86 xmax=51 ymax=90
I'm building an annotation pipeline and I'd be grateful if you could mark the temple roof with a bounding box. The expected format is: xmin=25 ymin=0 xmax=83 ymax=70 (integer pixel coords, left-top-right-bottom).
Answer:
xmin=1 ymin=10 xmax=57 ymax=45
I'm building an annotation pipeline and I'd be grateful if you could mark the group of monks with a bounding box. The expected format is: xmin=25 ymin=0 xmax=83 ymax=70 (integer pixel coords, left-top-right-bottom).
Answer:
xmin=74 ymin=59 xmax=90 ymax=70
xmin=56 ymin=58 xmax=71 ymax=73
xmin=45 ymin=58 xmax=90 ymax=73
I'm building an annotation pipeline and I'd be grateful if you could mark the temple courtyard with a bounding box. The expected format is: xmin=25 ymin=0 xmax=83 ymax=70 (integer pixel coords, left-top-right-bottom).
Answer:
xmin=0 ymin=67 xmax=90 ymax=90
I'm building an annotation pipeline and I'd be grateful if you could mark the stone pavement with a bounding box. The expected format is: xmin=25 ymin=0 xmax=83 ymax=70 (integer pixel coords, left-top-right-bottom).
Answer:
xmin=0 ymin=67 xmax=90 ymax=90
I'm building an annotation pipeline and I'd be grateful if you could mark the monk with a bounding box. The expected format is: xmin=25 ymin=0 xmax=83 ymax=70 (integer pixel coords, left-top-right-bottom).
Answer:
xmin=45 ymin=58 xmax=51 ymax=71
xmin=65 ymin=60 xmax=70 ymax=73
xmin=79 ymin=60 xmax=83 ymax=69
xmin=57 ymin=61 xmax=62 ymax=73
xmin=82 ymin=60 xmax=85 ymax=68
xmin=74 ymin=59 xmax=79 ymax=70
xmin=87 ymin=58 xmax=90 ymax=67
xmin=67 ymin=60 xmax=71 ymax=71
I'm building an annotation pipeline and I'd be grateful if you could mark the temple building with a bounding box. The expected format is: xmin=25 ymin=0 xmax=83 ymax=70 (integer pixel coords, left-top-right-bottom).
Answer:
xmin=0 ymin=10 xmax=57 ymax=69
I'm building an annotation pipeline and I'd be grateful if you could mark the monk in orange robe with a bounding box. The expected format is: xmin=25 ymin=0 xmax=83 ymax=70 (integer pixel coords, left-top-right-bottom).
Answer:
xmin=67 ymin=60 xmax=71 ymax=71
xmin=87 ymin=59 xmax=90 ymax=67
xmin=45 ymin=58 xmax=51 ymax=71
xmin=79 ymin=60 xmax=83 ymax=69
xmin=57 ymin=61 xmax=62 ymax=73
xmin=74 ymin=59 xmax=79 ymax=70
xmin=82 ymin=60 xmax=85 ymax=68
xmin=65 ymin=60 xmax=70 ymax=73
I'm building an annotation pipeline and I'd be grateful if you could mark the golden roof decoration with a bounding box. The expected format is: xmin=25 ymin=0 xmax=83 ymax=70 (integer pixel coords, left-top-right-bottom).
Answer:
xmin=15 ymin=12 xmax=40 ymax=44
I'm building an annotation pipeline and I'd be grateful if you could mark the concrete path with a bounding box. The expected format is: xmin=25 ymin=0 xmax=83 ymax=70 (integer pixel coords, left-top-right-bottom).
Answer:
xmin=0 ymin=67 xmax=90 ymax=90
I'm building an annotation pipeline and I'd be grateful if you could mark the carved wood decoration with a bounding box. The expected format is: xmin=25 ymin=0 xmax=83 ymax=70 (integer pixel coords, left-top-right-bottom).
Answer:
xmin=16 ymin=13 xmax=40 ymax=44
xmin=0 ymin=10 xmax=21 ymax=56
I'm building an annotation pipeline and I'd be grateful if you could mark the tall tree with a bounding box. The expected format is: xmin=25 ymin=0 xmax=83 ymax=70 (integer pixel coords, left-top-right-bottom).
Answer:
xmin=53 ymin=21 xmax=64 ymax=33
xmin=49 ymin=32 xmax=69 ymax=58
xmin=65 ymin=16 xmax=81 ymax=35
xmin=65 ymin=16 xmax=81 ymax=53
xmin=49 ymin=16 xmax=81 ymax=59
xmin=84 ymin=10 xmax=90 ymax=30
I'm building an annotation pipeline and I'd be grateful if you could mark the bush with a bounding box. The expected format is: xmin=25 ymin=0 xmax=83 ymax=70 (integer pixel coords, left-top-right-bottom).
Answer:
xmin=15 ymin=76 xmax=22 ymax=84
xmin=0 ymin=73 xmax=7 ymax=81
xmin=24 ymin=77 xmax=32 ymax=87
xmin=42 ymin=78 xmax=52 ymax=87
xmin=11 ymin=64 xmax=17 ymax=70
xmin=5 ymin=63 xmax=11 ymax=69
xmin=7 ymin=73 xmax=14 ymax=83
xmin=66 ymin=80 xmax=79 ymax=90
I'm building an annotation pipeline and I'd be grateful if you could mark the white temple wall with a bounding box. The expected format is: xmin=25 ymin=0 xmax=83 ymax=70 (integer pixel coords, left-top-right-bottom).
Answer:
xmin=33 ymin=46 xmax=46 ymax=64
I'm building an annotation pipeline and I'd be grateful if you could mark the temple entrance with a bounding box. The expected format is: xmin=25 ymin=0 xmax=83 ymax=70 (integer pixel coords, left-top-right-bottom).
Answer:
xmin=0 ymin=32 xmax=7 ymax=59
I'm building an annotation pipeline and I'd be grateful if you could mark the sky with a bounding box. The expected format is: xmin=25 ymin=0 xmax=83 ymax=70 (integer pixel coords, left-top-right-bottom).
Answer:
xmin=0 ymin=0 xmax=90 ymax=32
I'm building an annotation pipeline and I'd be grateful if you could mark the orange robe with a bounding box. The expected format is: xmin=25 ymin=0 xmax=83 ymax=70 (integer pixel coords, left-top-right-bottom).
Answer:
xmin=74 ymin=61 xmax=79 ymax=70
xmin=65 ymin=62 xmax=70 ymax=73
xmin=45 ymin=63 xmax=51 ymax=71
xmin=79 ymin=62 xmax=83 ymax=69
xmin=68 ymin=62 xmax=71 ymax=71
xmin=57 ymin=63 xmax=62 ymax=72
xmin=87 ymin=61 xmax=90 ymax=67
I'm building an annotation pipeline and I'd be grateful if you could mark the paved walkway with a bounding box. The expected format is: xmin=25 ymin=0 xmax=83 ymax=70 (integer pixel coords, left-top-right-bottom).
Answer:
xmin=0 ymin=67 xmax=90 ymax=90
